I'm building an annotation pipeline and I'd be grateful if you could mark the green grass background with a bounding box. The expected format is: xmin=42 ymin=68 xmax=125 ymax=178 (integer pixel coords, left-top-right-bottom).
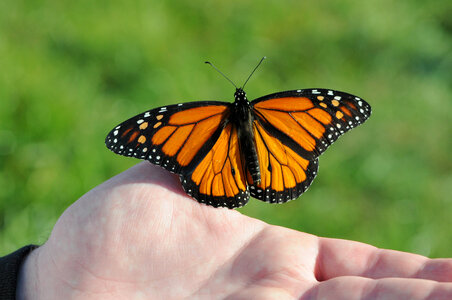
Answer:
xmin=1 ymin=0 xmax=451 ymax=257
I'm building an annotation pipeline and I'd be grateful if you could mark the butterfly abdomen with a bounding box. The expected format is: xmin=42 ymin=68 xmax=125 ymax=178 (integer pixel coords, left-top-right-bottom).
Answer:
xmin=233 ymin=89 xmax=261 ymax=184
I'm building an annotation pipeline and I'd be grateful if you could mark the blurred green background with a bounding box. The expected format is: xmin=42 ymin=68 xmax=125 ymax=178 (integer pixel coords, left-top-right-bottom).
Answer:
xmin=1 ymin=0 xmax=451 ymax=257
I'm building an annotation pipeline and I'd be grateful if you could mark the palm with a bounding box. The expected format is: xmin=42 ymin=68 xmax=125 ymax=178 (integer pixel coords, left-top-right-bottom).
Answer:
xmin=25 ymin=163 xmax=452 ymax=299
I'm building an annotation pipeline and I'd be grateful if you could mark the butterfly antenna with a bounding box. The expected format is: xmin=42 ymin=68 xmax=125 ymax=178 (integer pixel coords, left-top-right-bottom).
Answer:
xmin=205 ymin=61 xmax=238 ymax=89
xmin=242 ymin=56 xmax=266 ymax=89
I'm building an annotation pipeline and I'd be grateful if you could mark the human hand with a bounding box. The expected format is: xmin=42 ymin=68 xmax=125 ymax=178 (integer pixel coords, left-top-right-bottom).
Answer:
xmin=18 ymin=162 xmax=452 ymax=299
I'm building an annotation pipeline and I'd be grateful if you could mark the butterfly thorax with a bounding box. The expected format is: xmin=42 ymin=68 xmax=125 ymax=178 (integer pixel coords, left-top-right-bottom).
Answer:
xmin=232 ymin=88 xmax=261 ymax=184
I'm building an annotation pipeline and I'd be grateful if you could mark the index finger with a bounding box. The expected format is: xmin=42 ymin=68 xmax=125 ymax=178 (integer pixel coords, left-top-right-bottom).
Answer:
xmin=316 ymin=237 xmax=452 ymax=282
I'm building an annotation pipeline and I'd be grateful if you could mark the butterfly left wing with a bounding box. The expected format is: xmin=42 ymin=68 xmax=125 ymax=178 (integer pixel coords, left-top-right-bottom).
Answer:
xmin=105 ymin=101 xmax=231 ymax=175
xmin=180 ymin=123 xmax=249 ymax=209
xmin=106 ymin=102 xmax=249 ymax=208
xmin=251 ymin=89 xmax=371 ymax=160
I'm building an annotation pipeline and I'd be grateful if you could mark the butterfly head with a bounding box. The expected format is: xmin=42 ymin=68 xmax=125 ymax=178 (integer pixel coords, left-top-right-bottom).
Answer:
xmin=234 ymin=88 xmax=248 ymax=103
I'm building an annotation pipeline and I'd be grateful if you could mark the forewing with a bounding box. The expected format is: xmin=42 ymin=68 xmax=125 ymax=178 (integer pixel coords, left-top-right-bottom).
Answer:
xmin=105 ymin=101 xmax=230 ymax=174
xmin=251 ymin=89 xmax=371 ymax=160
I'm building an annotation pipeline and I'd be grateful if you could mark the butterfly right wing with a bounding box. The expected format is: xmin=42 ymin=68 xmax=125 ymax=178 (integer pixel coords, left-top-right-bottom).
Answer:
xmin=249 ymin=120 xmax=319 ymax=203
xmin=248 ymin=88 xmax=371 ymax=203
xmin=251 ymin=89 xmax=372 ymax=160
xmin=105 ymin=101 xmax=230 ymax=175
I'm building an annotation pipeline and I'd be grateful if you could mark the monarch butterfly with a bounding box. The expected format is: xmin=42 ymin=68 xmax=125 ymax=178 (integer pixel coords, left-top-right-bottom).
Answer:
xmin=105 ymin=58 xmax=371 ymax=209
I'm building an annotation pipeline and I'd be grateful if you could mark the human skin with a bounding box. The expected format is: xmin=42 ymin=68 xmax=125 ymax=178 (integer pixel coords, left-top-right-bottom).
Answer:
xmin=17 ymin=162 xmax=452 ymax=299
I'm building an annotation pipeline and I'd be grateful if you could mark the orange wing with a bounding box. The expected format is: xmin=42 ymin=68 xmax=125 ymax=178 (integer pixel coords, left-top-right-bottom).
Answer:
xmin=180 ymin=123 xmax=249 ymax=208
xmin=105 ymin=101 xmax=230 ymax=175
xmin=249 ymin=88 xmax=371 ymax=203
xmin=252 ymin=89 xmax=372 ymax=160
xmin=249 ymin=121 xmax=319 ymax=203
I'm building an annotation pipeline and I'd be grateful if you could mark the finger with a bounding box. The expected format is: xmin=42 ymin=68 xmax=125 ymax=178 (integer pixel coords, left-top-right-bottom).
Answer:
xmin=316 ymin=238 xmax=452 ymax=282
xmin=301 ymin=276 xmax=452 ymax=300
